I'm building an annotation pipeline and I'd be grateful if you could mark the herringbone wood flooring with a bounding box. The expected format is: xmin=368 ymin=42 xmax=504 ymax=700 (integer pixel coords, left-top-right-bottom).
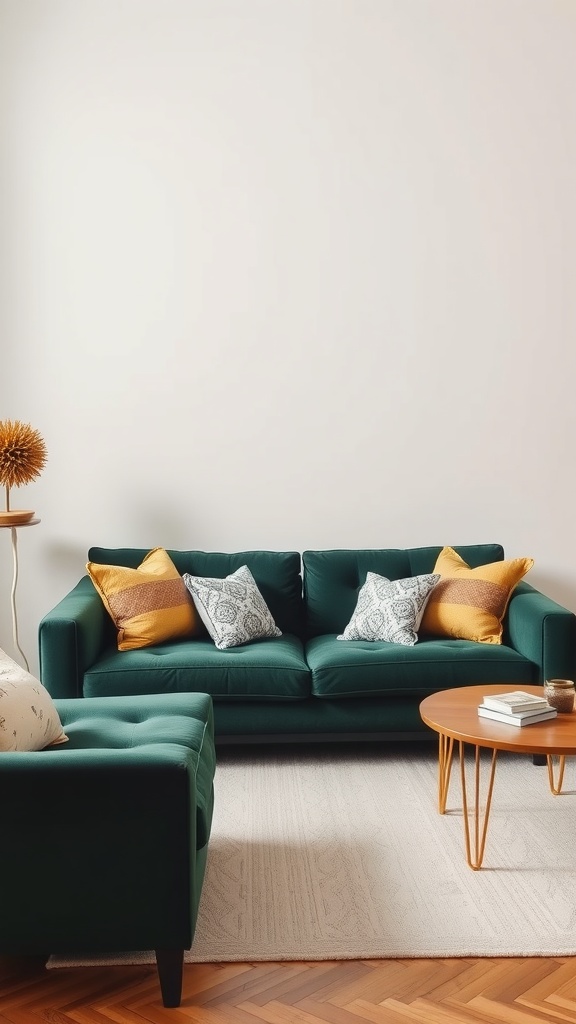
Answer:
xmin=2 ymin=955 xmax=576 ymax=1023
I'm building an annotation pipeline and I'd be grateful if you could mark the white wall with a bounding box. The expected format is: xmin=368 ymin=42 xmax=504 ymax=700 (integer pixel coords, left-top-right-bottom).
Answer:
xmin=1 ymin=0 xmax=576 ymax=674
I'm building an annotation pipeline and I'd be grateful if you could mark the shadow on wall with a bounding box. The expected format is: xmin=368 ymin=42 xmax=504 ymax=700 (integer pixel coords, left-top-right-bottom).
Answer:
xmin=530 ymin=572 xmax=576 ymax=617
xmin=41 ymin=505 xmax=202 ymax=577
xmin=82 ymin=500 xmax=204 ymax=553
xmin=43 ymin=540 xmax=90 ymax=579
xmin=124 ymin=502 xmax=203 ymax=551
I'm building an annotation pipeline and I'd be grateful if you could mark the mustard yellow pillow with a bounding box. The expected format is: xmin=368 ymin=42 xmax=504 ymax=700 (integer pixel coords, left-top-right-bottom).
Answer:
xmin=420 ymin=546 xmax=534 ymax=644
xmin=87 ymin=547 xmax=201 ymax=651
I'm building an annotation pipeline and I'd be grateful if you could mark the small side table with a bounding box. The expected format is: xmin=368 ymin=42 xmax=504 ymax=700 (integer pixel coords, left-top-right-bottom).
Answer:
xmin=420 ymin=684 xmax=576 ymax=869
xmin=0 ymin=518 xmax=40 ymax=672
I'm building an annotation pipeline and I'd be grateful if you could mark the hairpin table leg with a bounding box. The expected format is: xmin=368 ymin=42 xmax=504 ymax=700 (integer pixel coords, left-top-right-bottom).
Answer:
xmin=438 ymin=732 xmax=454 ymax=813
xmin=547 ymin=755 xmax=566 ymax=796
xmin=459 ymin=741 xmax=498 ymax=870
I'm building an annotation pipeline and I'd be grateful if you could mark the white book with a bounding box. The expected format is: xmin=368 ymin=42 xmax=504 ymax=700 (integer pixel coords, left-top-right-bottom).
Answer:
xmin=478 ymin=705 xmax=557 ymax=727
xmin=483 ymin=691 xmax=549 ymax=714
xmin=480 ymin=703 xmax=554 ymax=720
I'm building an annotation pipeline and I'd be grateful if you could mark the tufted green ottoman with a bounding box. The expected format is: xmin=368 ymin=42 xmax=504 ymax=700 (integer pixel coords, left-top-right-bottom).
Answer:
xmin=0 ymin=691 xmax=216 ymax=1008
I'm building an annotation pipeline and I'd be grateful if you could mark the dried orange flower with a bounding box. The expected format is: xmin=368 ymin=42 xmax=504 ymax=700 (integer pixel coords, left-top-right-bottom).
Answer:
xmin=0 ymin=420 xmax=48 ymax=489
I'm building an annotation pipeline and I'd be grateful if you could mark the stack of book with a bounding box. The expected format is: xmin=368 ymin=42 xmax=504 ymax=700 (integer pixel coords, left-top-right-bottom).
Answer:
xmin=478 ymin=690 xmax=557 ymax=726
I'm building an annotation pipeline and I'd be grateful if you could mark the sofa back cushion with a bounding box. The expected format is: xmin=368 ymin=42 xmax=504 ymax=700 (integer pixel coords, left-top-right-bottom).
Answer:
xmin=88 ymin=549 xmax=304 ymax=639
xmin=302 ymin=545 xmax=505 ymax=638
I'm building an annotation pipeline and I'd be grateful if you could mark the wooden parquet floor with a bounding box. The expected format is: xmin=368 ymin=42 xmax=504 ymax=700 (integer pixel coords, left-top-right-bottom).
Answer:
xmin=2 ymin=955 xmax=576 ymax=1023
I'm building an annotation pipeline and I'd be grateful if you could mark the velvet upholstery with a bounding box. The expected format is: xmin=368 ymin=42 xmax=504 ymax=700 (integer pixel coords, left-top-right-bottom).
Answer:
xmin=0 ymin=692 xmax=216 ymax=1007
xmin=38 ymin=546 xmax=576 ymax=743
xmin=83 ymin=634 xmax=310 ymax=700
xmin=306 ymin=634 xmax=535 ymax=699
xmin=302 ymin=545 xmax=505 ymax=638
xmin=89 ymin=548 xmax=305 ymax=637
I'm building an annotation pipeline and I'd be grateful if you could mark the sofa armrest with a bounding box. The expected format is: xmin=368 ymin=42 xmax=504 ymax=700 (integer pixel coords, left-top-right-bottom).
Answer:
xmin=0 ymin=751 xmax=199 ymax=954
xmin=38 ymin=576 xmax=110 ymax=698
xmin=505 ymin=582 xmax=576 ymax=683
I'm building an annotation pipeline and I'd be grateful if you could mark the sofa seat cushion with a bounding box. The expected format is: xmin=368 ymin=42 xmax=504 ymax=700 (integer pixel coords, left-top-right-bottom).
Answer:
xmin=306 ymin=635 xmax=535 ymax=698
xmin=83 ymin=634 xmax=310 ymax=700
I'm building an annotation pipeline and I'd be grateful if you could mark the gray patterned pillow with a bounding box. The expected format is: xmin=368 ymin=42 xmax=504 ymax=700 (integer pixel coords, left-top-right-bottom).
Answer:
xmin=337 ymin=572 xmax=440 ymax=646
xmin=182 ymin=564 xmax=282 ymax=650
xmin=0 ymin=647 xmax=68 ymax=751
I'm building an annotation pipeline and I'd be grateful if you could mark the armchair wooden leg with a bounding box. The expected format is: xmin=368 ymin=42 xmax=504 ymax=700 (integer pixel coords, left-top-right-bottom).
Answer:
xmin=155 ymin=948 xmax=184 ymax=1007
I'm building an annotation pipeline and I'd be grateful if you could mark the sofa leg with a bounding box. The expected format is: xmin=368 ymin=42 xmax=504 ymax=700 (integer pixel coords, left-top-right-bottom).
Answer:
xmin=532 ymin=755 xmax=547 ymax=766
xmin=155 ymin=948 xmax=183 ymax=1007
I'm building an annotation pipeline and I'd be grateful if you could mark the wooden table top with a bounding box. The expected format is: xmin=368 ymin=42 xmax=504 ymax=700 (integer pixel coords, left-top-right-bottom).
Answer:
xmin=0 ymin=518 xmax=40 ymax=529
xmin=420 ymin=684 xmax=576 ymax=755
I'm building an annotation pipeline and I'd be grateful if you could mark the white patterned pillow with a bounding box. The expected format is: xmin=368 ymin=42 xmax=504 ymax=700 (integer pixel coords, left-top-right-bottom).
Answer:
xmin=182 ymin=565 xmax=282 ymax=650
xmin=337 ymin=572 xmax=440 ymax=646
xmin=0 ymin=648 xmax=68 ymax=751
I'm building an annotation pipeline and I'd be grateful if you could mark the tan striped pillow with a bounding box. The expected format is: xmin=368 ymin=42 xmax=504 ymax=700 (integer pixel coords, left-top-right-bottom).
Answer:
xmin=420 ymin=547 xmax=534 ymax=644
xmin=87 ymin=547 xmax=201 ymax=651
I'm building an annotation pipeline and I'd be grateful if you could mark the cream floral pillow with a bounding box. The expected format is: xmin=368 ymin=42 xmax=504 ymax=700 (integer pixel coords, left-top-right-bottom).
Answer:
xmin=0 ymin=648 xmax=68 ymax=751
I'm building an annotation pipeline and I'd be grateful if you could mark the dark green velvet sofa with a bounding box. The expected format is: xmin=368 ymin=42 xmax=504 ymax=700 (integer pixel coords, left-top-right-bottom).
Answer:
xmin=39 ymin=544 xmax=576 ymax=743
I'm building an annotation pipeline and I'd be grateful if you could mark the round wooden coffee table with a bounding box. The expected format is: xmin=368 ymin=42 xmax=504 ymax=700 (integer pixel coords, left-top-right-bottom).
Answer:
xmin=420 ymin=684 xmax=576 ymax=870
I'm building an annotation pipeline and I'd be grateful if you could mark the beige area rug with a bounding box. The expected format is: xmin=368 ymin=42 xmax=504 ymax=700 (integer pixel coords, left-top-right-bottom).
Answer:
xmin=48 ymin=743 xmax=576 ymax=966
